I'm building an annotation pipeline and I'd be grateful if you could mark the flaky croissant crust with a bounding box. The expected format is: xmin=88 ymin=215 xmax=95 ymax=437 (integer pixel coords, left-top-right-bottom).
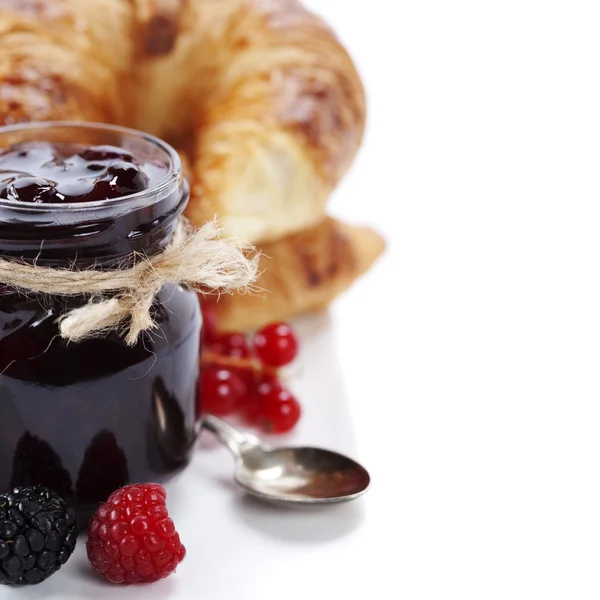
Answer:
xmin=204 ymin=216 xmax=386 ymax=332
xmin=0 ymin=0 xmax=366 ymax=243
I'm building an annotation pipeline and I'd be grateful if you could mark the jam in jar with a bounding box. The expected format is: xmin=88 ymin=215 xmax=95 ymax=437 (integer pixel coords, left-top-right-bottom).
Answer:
xmin=0 ymin=122 xmax=201 ymax=524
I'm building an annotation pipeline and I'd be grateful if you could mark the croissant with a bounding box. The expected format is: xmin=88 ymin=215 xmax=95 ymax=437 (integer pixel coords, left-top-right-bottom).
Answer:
xmin=138 ymin=0 xmax=366 ymax=244
xmin=203 ymin=217 xmax=385 ymax=332
xmin=0 ymin=0 xmax=381 ymax=329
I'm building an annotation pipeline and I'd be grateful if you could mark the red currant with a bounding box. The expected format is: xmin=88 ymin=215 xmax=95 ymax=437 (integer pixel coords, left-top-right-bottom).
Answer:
xmin=253 ymin=322 xmax=298 ymax=368
xmin=200 ymin=367 xmax=246 ymax=416
xmin=242 ymin=374 xmax=283 ymax=425
xmin=256 ymin=386 xmax=301 ymax=433
xmin=255 ymin=374 xmax=284 ymax=397
xmin=211 ymin=332 xmax=250 ymax=358
xmin=198 ymin=318 xmax=303 ymax=433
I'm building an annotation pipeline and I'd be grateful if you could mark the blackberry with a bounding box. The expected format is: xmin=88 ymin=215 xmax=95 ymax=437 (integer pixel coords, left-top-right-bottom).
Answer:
xmin=0 ymin=486 xmax=77 ymax=585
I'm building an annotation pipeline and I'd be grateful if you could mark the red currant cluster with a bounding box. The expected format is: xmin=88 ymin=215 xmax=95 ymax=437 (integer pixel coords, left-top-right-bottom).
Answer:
xmin=199 ymin=311 xmax=302 ymax=434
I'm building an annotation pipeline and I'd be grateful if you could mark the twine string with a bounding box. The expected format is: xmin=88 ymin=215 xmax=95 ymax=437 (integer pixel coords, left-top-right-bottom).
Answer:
xmin=0 ymin=219 xmax=257 ymax=345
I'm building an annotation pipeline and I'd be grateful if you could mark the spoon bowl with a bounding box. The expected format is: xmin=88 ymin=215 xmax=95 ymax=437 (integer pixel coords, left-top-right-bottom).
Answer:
xmin=202 ymin=416 xmax=370 ymax=506
xmin=235 ymin=445 xmax=370 ymax=505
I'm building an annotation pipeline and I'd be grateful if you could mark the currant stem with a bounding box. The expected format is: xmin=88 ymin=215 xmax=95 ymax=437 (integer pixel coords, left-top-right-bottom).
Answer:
xmin=201 ymin=350 xmax=279 ymax=376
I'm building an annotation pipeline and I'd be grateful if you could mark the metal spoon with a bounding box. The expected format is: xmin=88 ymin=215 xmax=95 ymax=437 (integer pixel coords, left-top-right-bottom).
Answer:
xmin=201 ymin=415 xmax=370 ymax=506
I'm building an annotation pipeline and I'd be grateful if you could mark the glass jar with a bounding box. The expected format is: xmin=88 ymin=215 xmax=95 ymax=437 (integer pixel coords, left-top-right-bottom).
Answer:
xmin=0 ymin=122 xmax=201 ymax=524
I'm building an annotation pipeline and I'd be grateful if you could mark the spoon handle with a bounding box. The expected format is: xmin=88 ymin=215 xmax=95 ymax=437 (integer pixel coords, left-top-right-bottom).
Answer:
xmin=201 ymin=415 xmax=262 ymax=457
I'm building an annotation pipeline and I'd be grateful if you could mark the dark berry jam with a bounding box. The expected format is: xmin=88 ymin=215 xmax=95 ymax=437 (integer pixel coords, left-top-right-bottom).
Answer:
xmin=0 ymin=142 xmax=169 ymax=204
xmin=0 ymin=123 xmax=201 ymax=527
xmin=0 ymin=286 xmax=200 ymax=529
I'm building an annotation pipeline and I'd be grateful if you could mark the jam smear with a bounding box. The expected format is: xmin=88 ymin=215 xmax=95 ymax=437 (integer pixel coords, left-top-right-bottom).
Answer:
xmin=0 ymin=142 xmax=167 ymax=204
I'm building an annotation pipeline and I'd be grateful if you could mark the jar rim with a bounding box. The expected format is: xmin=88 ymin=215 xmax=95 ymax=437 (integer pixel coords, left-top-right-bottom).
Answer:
xmin=0 ymin=121 xmax=182 ymax=214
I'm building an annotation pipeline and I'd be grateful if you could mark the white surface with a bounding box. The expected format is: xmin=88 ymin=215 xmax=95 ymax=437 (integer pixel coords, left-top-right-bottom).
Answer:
xmin=5 ymin=0 xmax=600 ymax=598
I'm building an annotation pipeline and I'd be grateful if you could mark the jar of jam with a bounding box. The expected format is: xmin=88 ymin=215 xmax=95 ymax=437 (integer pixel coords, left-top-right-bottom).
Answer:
xmin=0 ymin=122 xmax=201 ymax=524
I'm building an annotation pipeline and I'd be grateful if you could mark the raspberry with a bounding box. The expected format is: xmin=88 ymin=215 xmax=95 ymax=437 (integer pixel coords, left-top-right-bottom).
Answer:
xmin=0 ymin=485 xmax=78 ymax=586
xmin=87 ymin=483 xmax=186 ymax=584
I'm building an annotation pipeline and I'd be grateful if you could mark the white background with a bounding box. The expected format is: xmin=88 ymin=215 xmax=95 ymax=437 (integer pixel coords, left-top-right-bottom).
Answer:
xmin=5 ymin=1 xmax=600 ymax=598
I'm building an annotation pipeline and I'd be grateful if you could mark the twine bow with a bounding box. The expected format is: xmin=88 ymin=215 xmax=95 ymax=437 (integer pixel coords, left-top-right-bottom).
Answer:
xmin=0 ymin=219 xmax=257 ymax=345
